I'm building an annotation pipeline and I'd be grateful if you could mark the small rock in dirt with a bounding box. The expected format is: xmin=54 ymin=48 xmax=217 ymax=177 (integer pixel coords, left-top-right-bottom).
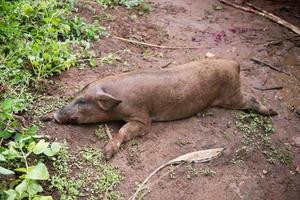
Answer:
xmin=284 ymin=143 xmax=292 ymax=150
xmin=40 ymin=113 xmax=54 ymax=122
xmin=205 ymin=52 xmax=215 ymax=58
xmin=291 ymin=137 xmax=300 ymax=147
xmin=296 ymin=165 xmax=300 ymax=174
xmin=262 ymin=170 xmax=268 ymax=175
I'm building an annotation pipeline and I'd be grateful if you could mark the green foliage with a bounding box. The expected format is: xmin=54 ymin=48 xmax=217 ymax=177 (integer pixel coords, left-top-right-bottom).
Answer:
xmin=0 ymin=0 xmax=107 ymax=99
xmin=96 ymin=0 xmax=144 ymax=8
xmin=233 ymin=112 xmax=293 ymax=165
xmin=186 ymin=165 xmax=216 ymax=179
xmin=0 ymin=131 xmax=62 ymax=200
xmin=0 ymin=0 xmax=106 ymax=199
xmin=51 ymin=146 xmax=123 ymax=200
xmin=175 ymin=138 xmax=191 ymax=147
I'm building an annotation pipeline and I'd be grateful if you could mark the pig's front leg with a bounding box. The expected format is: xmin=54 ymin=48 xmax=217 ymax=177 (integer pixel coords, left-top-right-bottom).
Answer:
xmin=104 ymin=120 xmax=150 ymax=160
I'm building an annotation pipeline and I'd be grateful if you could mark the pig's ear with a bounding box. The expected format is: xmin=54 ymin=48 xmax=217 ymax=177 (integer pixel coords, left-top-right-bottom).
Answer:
xmin=96 ymin=91 xmax=122 ymax=111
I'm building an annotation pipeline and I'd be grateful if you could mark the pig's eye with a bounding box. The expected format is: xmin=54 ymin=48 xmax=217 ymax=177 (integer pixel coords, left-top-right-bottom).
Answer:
xmin=77 ymin=99 xmax=86 ymax=105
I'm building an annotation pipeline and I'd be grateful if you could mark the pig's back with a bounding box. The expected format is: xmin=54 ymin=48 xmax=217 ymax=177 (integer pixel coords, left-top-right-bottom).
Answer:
xmin=99 ymin=58 xmax=240 ymax=121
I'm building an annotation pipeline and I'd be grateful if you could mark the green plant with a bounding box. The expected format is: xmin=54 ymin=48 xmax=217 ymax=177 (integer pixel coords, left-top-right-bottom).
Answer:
xmin=100 ymin=53 xmax=121 ymax=65
xmin=96 ymin=0 xmax=144 ymax=8
xmin=0 ymin=0 xmax=107 ymax=199
xmin=51 ymin=146 xmax=123 ymax=200
xmin=186 ymin=165 xmax=216 ymax=179
xmin=94 ymin=124 xmax=109 ymax=142
xmin=0 ymin=130 xmax=62 ymax=199
xmin=234 ymin=112 xmax=293 ymax=165
xmin=175 ymin=138 xmax=191 ymax=147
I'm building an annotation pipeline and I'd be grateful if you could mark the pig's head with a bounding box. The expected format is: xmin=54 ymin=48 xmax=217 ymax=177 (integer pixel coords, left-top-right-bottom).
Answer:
xmin=54 ymin=84 xmax=121 ymax=124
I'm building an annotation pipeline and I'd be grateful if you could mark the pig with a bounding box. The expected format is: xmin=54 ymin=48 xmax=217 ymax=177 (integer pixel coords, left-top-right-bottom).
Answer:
xmin=54 ymin=58 xmax=277 ymax=160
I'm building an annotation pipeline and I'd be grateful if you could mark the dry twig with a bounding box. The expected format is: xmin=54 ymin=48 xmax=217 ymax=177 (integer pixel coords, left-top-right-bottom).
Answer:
xmin=112 ymin=36 xmax=202 ymax=49
xmin=219 ymin=0 xmax=300 ymax=36
xmin=160 ymin=60 xmax=173 ymax=68
xmin=254 ymin=86 xmax=283 ymax=91
xmin=250 ymin=57 xmax=290 ymax=76
xmin=105 ymin=124 xmax=113 ymax=140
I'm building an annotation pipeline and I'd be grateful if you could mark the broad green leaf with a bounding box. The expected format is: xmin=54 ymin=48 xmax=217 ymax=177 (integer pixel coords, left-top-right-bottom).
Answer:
xmin=26 ymin=125 xmax=39 ymax=135
xmin=89 ymin=58 xmax=97 ymax=67
xmin=0 ymin=130 xmax=13 ymax=139
xmin=14 ymin=167 xmax=27 ymax=173
xmin=0 ymin=153 xmax=6 ymax=161
xmin=0 ymin=166 xmax=15 ymax=175
xmin=5 ymin=189 xmax=17 ymax=200
xmin=2 ymin=99 xmax=13 ymax=113
xmin=33 ymin=139 xmax=49 ymax=155
xmin=44 ymin=142 xmax=62 ymax=156
xmin=33 ymin=196 xmax=53 ymax=200
xmin=27 ymin=180 xmax=43 ymax=195
xmin=28 ymin=141 xmax=37 ymax=152
xmin=2 ymin=144 xmax=20 ymax=160
xmin=15 ymin=180 xmax=27 ymax=197
xmin=26 ymin=162 xmax=49 ymax=180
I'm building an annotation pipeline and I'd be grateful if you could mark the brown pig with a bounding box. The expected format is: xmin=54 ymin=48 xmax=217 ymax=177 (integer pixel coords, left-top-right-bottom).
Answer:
xmin=54 ymin=58 xmax=277 ymax=160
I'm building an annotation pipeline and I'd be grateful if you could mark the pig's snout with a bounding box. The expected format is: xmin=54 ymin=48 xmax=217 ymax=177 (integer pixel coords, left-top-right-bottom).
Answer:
xmin=54 ymin=107 xmax=79 ymax=124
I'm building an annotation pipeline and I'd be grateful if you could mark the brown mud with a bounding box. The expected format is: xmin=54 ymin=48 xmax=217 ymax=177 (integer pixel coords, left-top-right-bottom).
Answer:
xmin=41 ymin=0 xmax=300 ymax=199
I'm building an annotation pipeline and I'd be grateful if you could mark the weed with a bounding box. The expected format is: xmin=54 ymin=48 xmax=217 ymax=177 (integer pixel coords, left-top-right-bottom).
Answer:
xmin=175 ymin=138 xmax=191 ymax=147
xmin=200 ymin=167 xmax=217 ymax=176
xmin=95 ymin=124 xmax=109 ymax=142
xmin=51 ymin=146 xmax=123 ymax=199
xmin=94 ymin=13 xmax=116 ymax=22
xmin=28 ymin=95 xmax=67 ymax=121
xmin=223 ymin=132 xmax=231 ymax=140
xmin=233 ymin=112 xmax=293 ymax=165
xmin=79 ymin=147 xmax=103 ymax=166
xmin=101 ymin=53 xmax=122 ymax=65
xmin=186 ymin=165 xmax=216 ymax=179
xmin=51 ymin=176 xmax=84 ymax=200
xmin=138 ymin=3 xmax=153 ymax=15
xmin=168 ymin=165 xmax=177 ymax=179
xmin=129 ymin=138 xmax=140 ymax=147
xmin=96 ymin=0 xmax=144 ymax=8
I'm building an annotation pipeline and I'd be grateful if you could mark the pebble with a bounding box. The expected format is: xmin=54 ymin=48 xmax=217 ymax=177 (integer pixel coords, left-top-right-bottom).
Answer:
xmin=205 ymin=52 xmax=215 ymax=58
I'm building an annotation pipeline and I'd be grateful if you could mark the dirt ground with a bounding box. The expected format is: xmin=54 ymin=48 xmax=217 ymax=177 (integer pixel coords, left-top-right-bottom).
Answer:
xmin=41 ymin=0 xmax=300 ymax=199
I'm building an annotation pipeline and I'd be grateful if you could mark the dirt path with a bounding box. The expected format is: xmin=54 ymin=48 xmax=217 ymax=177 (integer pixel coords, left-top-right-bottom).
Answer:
xmin=42 ymin=0 xmax=300 ymax=199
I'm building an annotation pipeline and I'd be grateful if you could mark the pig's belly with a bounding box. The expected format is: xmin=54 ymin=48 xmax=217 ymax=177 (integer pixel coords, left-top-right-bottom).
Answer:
xmin=150 ymin=101 xmax=210 ymax=122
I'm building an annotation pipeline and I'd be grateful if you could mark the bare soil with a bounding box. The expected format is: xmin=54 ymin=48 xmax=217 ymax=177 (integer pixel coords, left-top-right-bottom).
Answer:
xmin=41 ymin=0 xmax=300 ymax=199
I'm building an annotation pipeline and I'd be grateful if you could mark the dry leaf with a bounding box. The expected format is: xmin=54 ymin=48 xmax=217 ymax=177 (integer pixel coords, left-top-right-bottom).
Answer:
xmin=129 ymin=148 xmax=224 ymax=200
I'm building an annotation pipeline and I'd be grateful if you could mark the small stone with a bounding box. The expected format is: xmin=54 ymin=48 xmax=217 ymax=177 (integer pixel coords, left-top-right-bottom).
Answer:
xmin=284 ymin=143 xmax=292 ymax=150
xmin=205 ymin=52 xmax=215 ymax=58
xmin=296 ymin=165 xmax=300 ymax=174
xmin=262 ymin=170 xmax=268 ymax=175
xmin=291 ymin=137 xmax=300 ymax=147
xmin=40 ymin=112 xmax=54 ymax=122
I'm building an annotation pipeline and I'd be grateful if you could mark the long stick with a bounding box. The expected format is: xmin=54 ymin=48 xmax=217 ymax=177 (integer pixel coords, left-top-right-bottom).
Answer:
xmin=219 ymin=0 xmax=300 ymax=36
xmin=112 ymin=36 xmax=202 ymax=49
xmin=250 ymin=57 xmax=290 ymax=76
xmin=254 ymin=86 xmax=283 ymax=91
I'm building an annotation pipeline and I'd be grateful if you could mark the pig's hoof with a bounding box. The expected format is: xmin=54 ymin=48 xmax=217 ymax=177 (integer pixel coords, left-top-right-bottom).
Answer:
xmin=104 ymin=143 xmax=115 ymax=160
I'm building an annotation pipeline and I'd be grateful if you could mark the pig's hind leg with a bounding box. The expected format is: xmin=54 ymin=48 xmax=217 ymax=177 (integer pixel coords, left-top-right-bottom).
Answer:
xmin=229 ymin=93 xmax=277 ymax=116
xmin=104 ymin=119 xmax=151 ymax=160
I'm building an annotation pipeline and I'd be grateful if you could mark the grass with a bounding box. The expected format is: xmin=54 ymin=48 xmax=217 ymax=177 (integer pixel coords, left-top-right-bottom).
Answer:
xmin=186 ymin=165 xmax=216 ymax=179
xmin=175 ymin=138 xmax=191 ymax=147
xmin=232 ymin=112 xmax=293 ymax=165
xmin=50 ymin=146 xmax=123 ymax=200
xmin=0 ymin=0 xmax=145 ymax=199
xmin=95 ymin=124 xmax=109 ymax=142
